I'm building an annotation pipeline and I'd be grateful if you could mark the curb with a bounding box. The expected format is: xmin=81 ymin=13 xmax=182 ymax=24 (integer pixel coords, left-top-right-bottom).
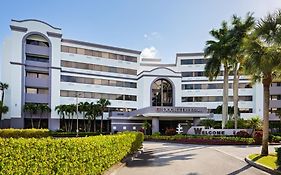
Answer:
xmin=103 ymin=147 xmax=144 ymax=175
xmin=245 ymin=157 xmax=281 ymax=175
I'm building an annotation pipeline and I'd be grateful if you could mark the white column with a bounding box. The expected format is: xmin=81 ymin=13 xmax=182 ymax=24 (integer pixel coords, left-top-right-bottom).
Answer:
xmin=152 ymin=117 xmax=159 ymax=133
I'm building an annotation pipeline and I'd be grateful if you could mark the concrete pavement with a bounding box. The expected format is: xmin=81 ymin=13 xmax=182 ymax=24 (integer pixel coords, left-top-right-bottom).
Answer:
xmin=114 ymin=141 xmax=278 ymax=175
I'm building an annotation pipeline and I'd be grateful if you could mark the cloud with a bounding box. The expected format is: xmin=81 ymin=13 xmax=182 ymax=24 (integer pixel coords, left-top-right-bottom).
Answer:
xmin=143 ymin=32 xmax=160 ymax=40
xmin=141 ymin=46 xmax=158 ymax=58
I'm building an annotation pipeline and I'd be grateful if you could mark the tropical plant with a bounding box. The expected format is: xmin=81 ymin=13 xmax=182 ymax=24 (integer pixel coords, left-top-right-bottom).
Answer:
xmin=78 ymin=102 xmax=90 ymax=131
xmin=0 ymin=101 xmax=8 ymax=127
xmin=0 ymin=82 xmax=8 ymax=125
xmin=23 ymin=103 xmax=38 ymax=128
xmin=227 ymin=13 xmax=255 ymax=129
xmin=55 ymin=105 xmax=67 ymax=131
xmin=249 ymin=116 xmax=262 ymax=135
xmin=37 ymin=104 xmax=51 ymax=129
xmin=204 ymin=21 xmax=232 ymax=128
xmin=199 ymin=119 xmax=217 ymax=129
xmin=97 ymin=98 xmax=111 ymax=133
xmin=64 ymin=104 xmax=76 ymax=132
xmin=85 ymin=102 xmax=101 ymax=132
xmin=142 ymin=120 xmax=151 ymax=135
xmin=244 ymin=10 xmax=281 ymax=155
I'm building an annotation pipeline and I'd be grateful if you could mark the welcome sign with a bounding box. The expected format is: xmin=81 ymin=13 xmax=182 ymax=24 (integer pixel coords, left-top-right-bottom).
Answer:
xmin=187 ymin=126 xmax=250 ymax=136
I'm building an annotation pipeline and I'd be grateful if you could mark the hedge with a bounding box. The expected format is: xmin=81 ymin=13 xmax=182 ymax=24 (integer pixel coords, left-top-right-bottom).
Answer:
xmin=0 ymin=128 xmax=49 ymax=138
xmin=145 ymin=135 xmax=255 ymax=145
xmin=0 ymin=132 xmax=144 ymax=175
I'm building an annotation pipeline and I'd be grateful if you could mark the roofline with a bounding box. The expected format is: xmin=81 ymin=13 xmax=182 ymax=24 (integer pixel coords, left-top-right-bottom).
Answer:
xmin=11 ymin=19 xmax=61 ymax=30
xmin=176 ymin=52 xmax=204 ymax=57
xmin=62 ymin=38 xmax=141 ymax=55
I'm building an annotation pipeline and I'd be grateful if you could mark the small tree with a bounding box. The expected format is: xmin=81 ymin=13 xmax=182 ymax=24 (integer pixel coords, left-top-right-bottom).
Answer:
xmin=85 ymin=103 xmax=101 ymax=132
xmin=23 ymin=103 xmax=38 ymax=128
xmin=249 ymin=116 xmax=262 ymax=136
xmin=142 ymin=120 xmax=151 ymax=135
xmin=37 ymin=104 xmax=51 ymax=128
xmin=78 ymin=102 xmax=90 ymax=131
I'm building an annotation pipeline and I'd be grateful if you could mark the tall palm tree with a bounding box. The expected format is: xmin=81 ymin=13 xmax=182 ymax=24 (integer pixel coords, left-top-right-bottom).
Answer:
xmin=0 ymin=82 xmax=8 ymax=125
xmin=228 ymin=13 xmax=255 ymax=129
xmin=244 ymin=10 xmax=281 ymax=155
xmin=0 ymin=101 xmax=8 ymax=127
xmin=97 ymin=98 xmax=111 ymax=133
xmin=85 ymin=102 xmax=101 ymax=132
xmin=204 ymin=21 xmax=232 ymax=128
xmin=37 ymin=104 xmax=51 ymax=128
xmin=65 ymin=104 xmax=76 ymax=132
xmin=23 ymin=103 xmax=38 ymax=128
xmin=55 ymin=105 xmax=67 ymax=131
xmin=78 ymin=102 xmax=90 ymax=131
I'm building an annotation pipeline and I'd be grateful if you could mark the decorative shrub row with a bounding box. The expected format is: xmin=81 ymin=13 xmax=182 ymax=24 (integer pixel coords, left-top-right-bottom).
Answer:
xmin=145 ymin=135 xmax=255 ymax=145
xmin=0 ymin=132 xmax=144 ymax=175
xmin=0 ymin=128 xmax=49 ymax=138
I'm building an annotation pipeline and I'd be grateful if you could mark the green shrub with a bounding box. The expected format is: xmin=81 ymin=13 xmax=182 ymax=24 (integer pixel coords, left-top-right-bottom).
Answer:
xmin=0 ymin=128 xmax=49 ymax=138
xmin=272 ymin=135 xmax=281 ymax=143
xmin=0 ymin=132 xmax=143 ymax=175
xmin=152 ymin=132 xmax=161 ymax=136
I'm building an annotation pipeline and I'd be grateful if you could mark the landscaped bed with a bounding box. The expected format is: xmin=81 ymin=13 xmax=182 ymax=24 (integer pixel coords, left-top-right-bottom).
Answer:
xmin=248 ymin=153 xmax=278 ymax=170
xmin=145 ymin=135 xmax=260 ymax=145
xmin=0 ymin=131 xmax=144 ymax=175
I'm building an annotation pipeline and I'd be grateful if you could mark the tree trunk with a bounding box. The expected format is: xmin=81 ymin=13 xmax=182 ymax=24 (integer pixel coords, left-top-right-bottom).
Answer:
xmin=87 ymin=118 xmax=91 ymax=132
xmin=83 ymin=112 xmax=86 ymax=132
xmin=38 ymin=112 xmax=42 ymax=129
xmin=261 ymin=78 xmax=270 ymax=156
xmin=30 ymin=114 xmax=34 ymax=128
xmin=222 ymin=64 xmax=229 ymax=129
xmin=100 ymin=113 xmax=103 ymax=133
xmin=93 ymin=116 xmax=96 ymax=132
xmin=233 ymin=65 xmax=239 ymax=129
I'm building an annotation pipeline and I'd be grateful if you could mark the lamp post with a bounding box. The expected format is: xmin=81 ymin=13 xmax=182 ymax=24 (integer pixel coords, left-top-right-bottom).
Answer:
xmin=76 ymin=92 xmax=80 ymax=137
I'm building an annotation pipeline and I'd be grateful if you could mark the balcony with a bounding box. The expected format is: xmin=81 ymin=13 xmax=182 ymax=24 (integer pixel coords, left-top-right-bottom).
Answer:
xmin=25 ymin=77 xmax=49 ymax=88
xmin=270 ymin=86 xmax=281 ymax=95
xmin=269 ymin=100 xmax=281 ymax=108
xmin=25 ymin=93 xmax=48 ymax=103
xmin=25 ymin=44 xmax=49 ymax=56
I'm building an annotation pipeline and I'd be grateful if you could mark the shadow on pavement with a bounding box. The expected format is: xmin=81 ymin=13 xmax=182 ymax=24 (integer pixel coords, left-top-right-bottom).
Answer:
xmin=227 ymin=164 xmax=252 ymax=175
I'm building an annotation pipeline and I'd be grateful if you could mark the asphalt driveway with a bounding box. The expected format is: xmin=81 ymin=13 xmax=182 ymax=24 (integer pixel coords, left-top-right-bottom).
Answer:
xmin=114 ymin=141 xmax=278 ymax=175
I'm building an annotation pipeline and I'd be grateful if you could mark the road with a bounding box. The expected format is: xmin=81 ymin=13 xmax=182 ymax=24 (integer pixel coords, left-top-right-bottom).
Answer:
xmin=114 ymin=141 xmax=278 ymax=175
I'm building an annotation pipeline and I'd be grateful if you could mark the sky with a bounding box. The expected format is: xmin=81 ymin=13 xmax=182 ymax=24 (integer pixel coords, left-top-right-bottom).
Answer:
xmin=0 ymin=0 xmax=281 ymax=63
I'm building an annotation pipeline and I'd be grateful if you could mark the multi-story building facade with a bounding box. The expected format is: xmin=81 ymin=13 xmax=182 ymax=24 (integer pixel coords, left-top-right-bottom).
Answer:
xmin=0 ymin=19 xmax=280 ymax=133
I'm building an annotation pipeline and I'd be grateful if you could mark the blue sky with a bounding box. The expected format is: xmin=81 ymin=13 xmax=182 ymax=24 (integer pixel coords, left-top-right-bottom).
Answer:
xmin=0 ymin=0 xmax=281 ymax=63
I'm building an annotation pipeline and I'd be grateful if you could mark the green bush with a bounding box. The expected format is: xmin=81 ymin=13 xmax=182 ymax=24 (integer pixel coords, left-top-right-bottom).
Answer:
xmin=0 ymin=128 xmax=49 ymax=138
xmin=0 ymin=132 xmax=143 ymax=175
xmin=152 ymin=132 xmax=161 ymax=136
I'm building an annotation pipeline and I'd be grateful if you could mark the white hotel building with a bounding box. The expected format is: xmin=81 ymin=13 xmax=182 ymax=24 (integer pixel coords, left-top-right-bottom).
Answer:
xmin=0 ymin=19 xmax=280 ymax=133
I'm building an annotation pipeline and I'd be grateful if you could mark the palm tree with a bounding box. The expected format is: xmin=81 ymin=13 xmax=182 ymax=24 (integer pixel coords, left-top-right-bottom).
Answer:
xmin=204 ymin=21 xmax=232 ymax=129
xmin=0 ymin=101 xmax=8 ymax=127
xmin=244 ymin=10 xmax=281 ymax=155
xmin=0 ymin=82 xmax=8 ymax=125
xmin=37 ymin=104 xmax=51 ymax=128
xmin=65 ymin=104 xmax=76 ymax=132
xmin=78 ymin=102 xmax=90 ymax=131
xmin=97 ymin=98 xmax=111 ymax=133
xmin=228 ymin=13 xmax=255 ymax=129
xmin=23 ymin=103 xmax=38 ymax=128
xmin=142 ymin=120 xmax=151 ymax=135
xmin=249 ymin=116 xmax=262 ymax=136
xmin=85 ymin=102 xmax=101 ymax=132
xmin=55 ymin=105 xmax=67 ymax=131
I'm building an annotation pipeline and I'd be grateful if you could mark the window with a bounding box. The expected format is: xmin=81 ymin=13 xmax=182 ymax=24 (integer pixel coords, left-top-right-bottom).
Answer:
xmin=68 ymin=47 xmax=77 ymax=54
xmin=113 ymin=126 xmax=117 ymax=130
xmin=133 ymin=126 xmax=136 ymax=130
xmin=182 ymin=72 xmax=193 ymax=77
xmin=26 ymin=72 xmax=37 ymax=78
xmin=194 ymin=59 xmax=206 ymax=64
xmin=194 ymin=72 xmax=204 ymax=76
xmin=85 ymin=49 xmax=93 ymax=56
xmin=26 ymin=55 xmax=49 ymax=63
xmin=182 ymin=97 xmax=193 ymax=102
xmin=38 ymin=89 xmax=48 ymax=94
xmin=26 ymin=88 xmax=37 ymax=94
xmin=26 ymin=39 xmax=49 ymax=47
xmin=38 ymin=73 xmax=48 ymax=79
xmin=123 ymin=126 xmax=127 ymax=130
xmin=152 ymin=79 xmax=173 ymax=106
xmin=181 ymin=59 xmax=193 ymax=65
xmin=77 ymin=48 xmax=85 ymax=55
xmin=61 ymin=45 xmax=69 ymax=52
xmin=182 ymin=84 xmax=193 ymax=90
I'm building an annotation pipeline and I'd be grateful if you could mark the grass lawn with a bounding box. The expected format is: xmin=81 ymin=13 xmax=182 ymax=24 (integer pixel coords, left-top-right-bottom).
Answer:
xmin=248 ymin=153 xmax=278 ymax=170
